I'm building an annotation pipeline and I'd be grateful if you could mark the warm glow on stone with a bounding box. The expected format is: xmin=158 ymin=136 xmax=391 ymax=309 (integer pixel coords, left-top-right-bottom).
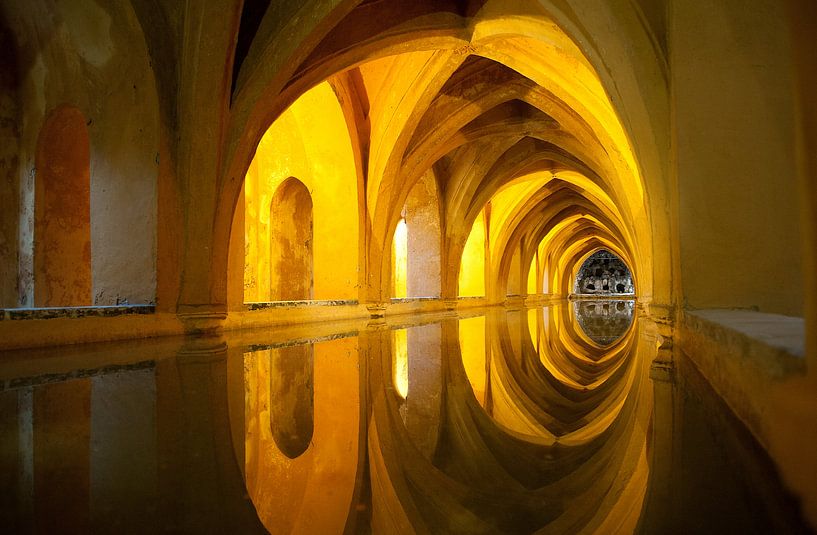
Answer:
xmin=244 ymin=338 xmax=360 ymax=534
xmin=458 ymin=315 xmax=487 ymax=407
xmin=392 ymin=219 xmax=408 ymax=299
xmin=2 ymin=0 xmax=815 ymax=531
xmin=243 ymin=82 xmax=358 ymax=303
xmin=393 ymin=328 xmax=408 ymax=399
xmin=459 ymin=210 xmax=487 ymax=297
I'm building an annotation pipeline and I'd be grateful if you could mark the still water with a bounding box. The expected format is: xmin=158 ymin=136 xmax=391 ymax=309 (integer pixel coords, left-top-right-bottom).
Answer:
xmin=0 ymin=301 xmax=807 ymax=533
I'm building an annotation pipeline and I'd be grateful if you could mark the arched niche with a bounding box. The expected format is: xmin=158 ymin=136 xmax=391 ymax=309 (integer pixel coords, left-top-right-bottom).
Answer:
xmin=269 ymin=178 xmax=314 ymax=301
xmin=458 ymin=209 xmax=487 ymax=298
xmin=269 ymin=344 xmax=315 ymax=459
xmin=236 ymin=81 xmax=359 ymax=306
xmin=392 ymin=219 xmax=408 ymax=298
xmin=34 ymin=105 xmax=91 ymax=307
xmin=574 ymin=249 xmax=635 ymax=296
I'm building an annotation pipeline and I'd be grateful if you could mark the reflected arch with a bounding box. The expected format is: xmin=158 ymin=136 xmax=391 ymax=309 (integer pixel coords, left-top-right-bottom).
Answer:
xmin=269 ymin=345 xmax=315 ymax=459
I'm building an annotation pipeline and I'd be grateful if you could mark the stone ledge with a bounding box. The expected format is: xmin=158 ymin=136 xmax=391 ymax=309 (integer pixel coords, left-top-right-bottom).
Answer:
xmin=678 ymin=309 xmax=807 ymax=444
xmin=225 ymin=302 xmax=370 ymax=331
xmin=0 ymin=304 xmax=155 ymax=321
xmin=1 ymin=359 xmax=156 ymax=392
xmin=678 ymin=309 xmax=814 ymax=527
xmin=245 ymin=299 xmax=359 ymax=310
xmin=683 ymin=309 xmax=805 ymax=378
xmin=0 ymin=312 xmax=185 ymax=352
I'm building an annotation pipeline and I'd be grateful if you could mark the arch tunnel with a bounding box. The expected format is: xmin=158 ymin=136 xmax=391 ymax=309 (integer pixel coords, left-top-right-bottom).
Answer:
xmin=229 ymin=0 xmax=660 ymax=313
xmin=225 ymin=3 xmax=682 ymax=533
xmin=0 ymin=0 xmax=815 ymax=533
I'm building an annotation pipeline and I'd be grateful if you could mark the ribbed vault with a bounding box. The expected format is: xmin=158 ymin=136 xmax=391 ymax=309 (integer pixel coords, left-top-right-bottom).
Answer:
xmin=223 ymin=0 xmax=663 ymax=310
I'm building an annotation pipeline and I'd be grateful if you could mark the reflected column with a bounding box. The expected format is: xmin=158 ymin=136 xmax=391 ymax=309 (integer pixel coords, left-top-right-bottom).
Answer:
xmin=156 ymin=338 xmax=265 ymax=533
xmin=640 ymin=339 xmax=678 ymax=533
xmin=90 ymin=369 xmax=157 ymax=531
xmin=405 ymin=323 xmax=443 ymax=459
xmin=33 ymin=380 xmax=91 ymax=533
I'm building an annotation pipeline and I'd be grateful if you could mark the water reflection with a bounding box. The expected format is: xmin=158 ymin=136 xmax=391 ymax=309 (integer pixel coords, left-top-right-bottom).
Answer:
xmin=232 ymin=307 xmax=649 ymax=533
xmin=573 ymin=299 xmax=635 ymax=345
xmin=268 ymin=345 xmax=314 ymax=459
xmin=0 ymin=302 xmax=806 ymax=533
xmin=382 ymin=307 xmax=650 ymax=533
xmin=243 ymin=337 xmax=360 ymax=534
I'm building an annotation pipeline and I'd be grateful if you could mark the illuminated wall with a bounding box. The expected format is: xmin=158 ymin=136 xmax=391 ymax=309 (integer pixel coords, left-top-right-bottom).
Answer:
xmin=244 ymin=338 xmax=360 ymax=533
xmin=458 ymin=210 xmax=487 ymax=298
xmin=392 ymin=220 xmax=408 ymax=299
xmin=243 ymin=82 xmax=359 ymax=302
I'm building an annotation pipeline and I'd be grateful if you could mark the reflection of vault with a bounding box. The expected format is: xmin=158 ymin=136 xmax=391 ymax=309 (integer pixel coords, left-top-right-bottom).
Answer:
xmin=1 ymin=0 xmax=814 ymax=532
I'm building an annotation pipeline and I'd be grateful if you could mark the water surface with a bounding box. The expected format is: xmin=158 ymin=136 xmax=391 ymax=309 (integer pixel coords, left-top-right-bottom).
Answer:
xmin=0 ymin=301 xmax=807 ymax=533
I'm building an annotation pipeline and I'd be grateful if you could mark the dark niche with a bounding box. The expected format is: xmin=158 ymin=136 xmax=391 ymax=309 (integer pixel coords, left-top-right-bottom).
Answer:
xmin=574 ymin=250 xmax=634 ymax=296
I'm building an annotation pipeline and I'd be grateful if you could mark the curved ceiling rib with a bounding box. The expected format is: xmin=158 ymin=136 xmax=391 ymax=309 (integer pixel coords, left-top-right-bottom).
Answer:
xmin=229 ymin=0 xmax=651 ymax=302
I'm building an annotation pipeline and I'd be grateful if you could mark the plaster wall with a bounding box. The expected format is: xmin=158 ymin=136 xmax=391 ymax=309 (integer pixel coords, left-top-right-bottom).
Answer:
xmin=527 ymin=252 xmax=538 ymax=294
xmin=672 ymin=0 xmax=803 ymax=316
xmin=243 ymin=82 xmax=359 ymax=302
xmin=506 ymin=243 xmax=522 ymax=296
xmin=0 ymin=38 xmax=19 ymax=307
xmin=33 ymin=106 xmax=91 ymax=306
xmin=0 ymin=0 xmax=160 ymax=306
xmin=631 ymin=0 xmax=667 ymax=57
